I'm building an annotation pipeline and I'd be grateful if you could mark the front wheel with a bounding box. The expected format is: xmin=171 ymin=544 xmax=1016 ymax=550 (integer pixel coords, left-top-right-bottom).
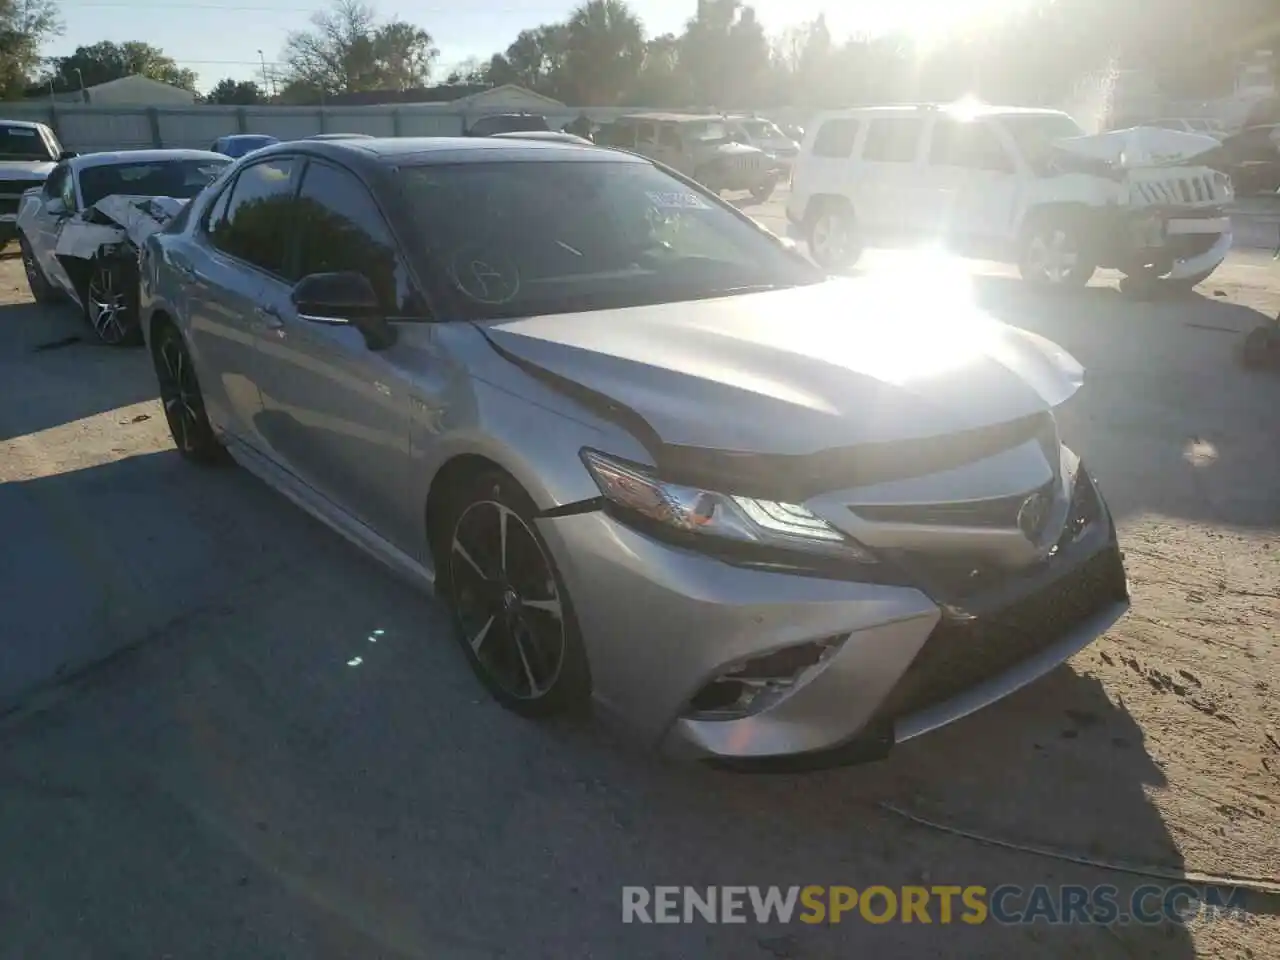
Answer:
xmin=1018 ymin=218 xmax=1097 ymax=288
xmin=749 ymin=177 xmax=776 ymax=203
xmin=83 ymin=257 xmax=142 ymax=346
xmin=437 ymin=469 xmax=591 ymax=718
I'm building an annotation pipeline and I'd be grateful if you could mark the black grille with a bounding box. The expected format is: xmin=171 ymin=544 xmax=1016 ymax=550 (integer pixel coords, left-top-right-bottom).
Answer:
xmin=851 ymin=482 xmax=1053 ymax=529
xmin=875 ymin=545 xmax=1127 ymax=721
xmin=0 ymin=196 xmax=17 ymax=217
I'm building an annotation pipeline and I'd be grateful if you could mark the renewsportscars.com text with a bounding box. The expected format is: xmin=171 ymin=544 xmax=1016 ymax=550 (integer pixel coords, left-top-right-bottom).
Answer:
xmin=622 ymin=884 xmax=1249 ymax=926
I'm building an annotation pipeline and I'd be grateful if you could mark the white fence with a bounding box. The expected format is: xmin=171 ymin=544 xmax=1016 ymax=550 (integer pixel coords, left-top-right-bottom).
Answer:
xmin=0 ymin=101 xmax=818 ymax=153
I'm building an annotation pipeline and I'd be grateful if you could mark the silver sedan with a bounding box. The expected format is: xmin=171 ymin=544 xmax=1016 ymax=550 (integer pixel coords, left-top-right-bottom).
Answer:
xmin=138 ymin=137 xmax=1129 ymax=769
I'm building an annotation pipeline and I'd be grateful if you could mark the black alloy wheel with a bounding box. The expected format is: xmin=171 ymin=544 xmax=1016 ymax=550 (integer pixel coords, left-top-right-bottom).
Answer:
xmin=442 ymin=471 xmax=590 ymax=717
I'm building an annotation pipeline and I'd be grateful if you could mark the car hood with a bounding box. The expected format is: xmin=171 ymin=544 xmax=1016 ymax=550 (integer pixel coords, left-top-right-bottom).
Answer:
xmin=1052 ymin=126 xmax=1222 ymax=169
xmin=0 ymin=160 xmax=55 ymax=179
xmin=481 ymin=279 xmax=1083 ymax=461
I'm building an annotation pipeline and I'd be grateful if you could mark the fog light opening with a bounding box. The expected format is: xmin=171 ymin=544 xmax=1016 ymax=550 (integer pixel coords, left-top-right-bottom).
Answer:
xmin=685 ymin=635 xmax=845 ymax=720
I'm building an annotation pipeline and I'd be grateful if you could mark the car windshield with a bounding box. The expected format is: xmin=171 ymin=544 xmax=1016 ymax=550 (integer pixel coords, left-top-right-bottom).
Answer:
xmin=394 ymin=159 xmax=821 ymax=320
xmin=0 ymin=125 xmax=55 ymax=162
xmin=78 ymin=158 xmax=230 ymax=207
xmin=741 ymin=120 xmax=784 ymax=140
xmin=1002 ymin=114 xmax=1088 ymax=170
xmin=686 ymin=121 xmax=729 ymax=143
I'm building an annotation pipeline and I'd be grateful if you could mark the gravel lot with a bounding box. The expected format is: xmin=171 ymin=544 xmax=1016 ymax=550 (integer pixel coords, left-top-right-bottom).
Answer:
xmin=1 ymin=204 xmax=1278 ymax=959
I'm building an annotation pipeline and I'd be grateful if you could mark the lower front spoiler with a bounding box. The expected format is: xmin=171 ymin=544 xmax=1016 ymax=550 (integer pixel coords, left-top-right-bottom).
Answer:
xmin=701 ymin=595 xmax=1129 ymax=773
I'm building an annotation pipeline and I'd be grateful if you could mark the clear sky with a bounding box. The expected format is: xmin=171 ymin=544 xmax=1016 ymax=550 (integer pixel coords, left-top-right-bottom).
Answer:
xmin=44 ymin=0 xmax=1023 ymax=92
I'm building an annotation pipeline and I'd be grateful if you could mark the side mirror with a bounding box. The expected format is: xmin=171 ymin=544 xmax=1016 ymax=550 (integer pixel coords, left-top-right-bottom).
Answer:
xmin=58 ymin=151 xmax=78 ymax=161
xmin=290 ymin=271 xmax=397 ymax=350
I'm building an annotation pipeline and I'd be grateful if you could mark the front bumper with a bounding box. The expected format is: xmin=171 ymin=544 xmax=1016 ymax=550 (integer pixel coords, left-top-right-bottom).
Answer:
xmin=537 ymin=470 xmax=1129 ymax=768
xmin=1122 ymin=211 xmax=1232 ymax=278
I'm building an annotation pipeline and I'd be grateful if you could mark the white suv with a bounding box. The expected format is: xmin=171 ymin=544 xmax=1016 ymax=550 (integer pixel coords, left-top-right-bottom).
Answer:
xmin=785 ymin=104 xmax=1234 ymax=291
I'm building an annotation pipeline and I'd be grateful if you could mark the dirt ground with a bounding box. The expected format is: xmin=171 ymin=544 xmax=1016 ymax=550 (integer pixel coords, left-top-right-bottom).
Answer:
xmin=0 ymin=231 xmax=1277 ymax=959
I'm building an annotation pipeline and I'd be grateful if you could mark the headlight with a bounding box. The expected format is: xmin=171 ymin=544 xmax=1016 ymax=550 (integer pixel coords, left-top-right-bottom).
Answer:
xmin=580 ymin=449 xmax=876 ymax=562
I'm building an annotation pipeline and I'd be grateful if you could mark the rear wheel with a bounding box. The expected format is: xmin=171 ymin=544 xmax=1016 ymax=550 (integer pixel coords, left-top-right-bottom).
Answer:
xmin=83 ymin=257 xmax=142 ymax=346
xmin=806 ymin=201 xmax=861 ymax=271
xmin=19 ymin=234 xmax=58 ymax=304
xmin=152 ymin=323 xmax=227 ymax=464
xmin=436 ymin=469 xmax=591 ymax=718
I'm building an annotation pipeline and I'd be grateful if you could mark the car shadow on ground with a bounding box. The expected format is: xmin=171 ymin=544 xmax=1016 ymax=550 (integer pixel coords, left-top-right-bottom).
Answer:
xmin=0 ymin=301 xmax=158 ymax=442
xmin=0 ymin=461 xmax=1208 ymax=957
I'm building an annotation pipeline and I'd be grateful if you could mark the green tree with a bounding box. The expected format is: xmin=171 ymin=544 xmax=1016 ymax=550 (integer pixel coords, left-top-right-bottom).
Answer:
xmin=205 ymin=78 xmax=266 ymax=105
xmin=282 ymin=0 xmax=439 ymax=94
xmin=563 ymin=0 xmax=645 ymax=105
xmin=0 ymin=0 xmax=62 ymax=100
xmin=47 ymin=41 xmax=198 ymax=93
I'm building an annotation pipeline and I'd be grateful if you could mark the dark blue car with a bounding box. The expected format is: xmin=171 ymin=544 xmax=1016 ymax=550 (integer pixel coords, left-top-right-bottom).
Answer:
xmin=209 ymin=134 xmax=280 ymax=158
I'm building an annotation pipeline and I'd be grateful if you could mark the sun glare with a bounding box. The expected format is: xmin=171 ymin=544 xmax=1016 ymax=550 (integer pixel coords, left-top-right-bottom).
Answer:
xmin=797 ymin=0 xmax=1035 ymax=47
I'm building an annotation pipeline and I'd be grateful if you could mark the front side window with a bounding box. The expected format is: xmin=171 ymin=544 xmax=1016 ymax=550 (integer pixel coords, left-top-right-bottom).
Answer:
xmin=929 ymin=119 xmax=1014 ymax=172
xmin=392 ymin=159 xmax=822 ymax=320
xmin=1000 ymin=114 xmax=1087 ymax=171
xmin=292 ymin=161 xmax=418 ymax=313
xmin=207 ymin=157 xmax=297 ymax=274
xmin=77 ymin=158 xmax=230 ymax=208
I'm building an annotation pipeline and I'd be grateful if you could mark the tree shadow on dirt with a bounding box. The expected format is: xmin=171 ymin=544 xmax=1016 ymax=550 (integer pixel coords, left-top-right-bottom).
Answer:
xmin=0 ymin=300 xmax=158 ymax=442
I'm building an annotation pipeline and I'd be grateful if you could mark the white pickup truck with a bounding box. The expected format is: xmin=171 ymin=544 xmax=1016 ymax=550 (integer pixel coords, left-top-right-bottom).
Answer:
xmin=786 ymin=104 xmax=1234 ymax=292
xmin=1 ymin=120 xmax=64 ymax=247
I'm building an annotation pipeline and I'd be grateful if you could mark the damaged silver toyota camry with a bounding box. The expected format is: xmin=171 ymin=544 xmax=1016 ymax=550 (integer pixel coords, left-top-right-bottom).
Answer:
xmin=140 ymin=137 xmax=1130 ymax=770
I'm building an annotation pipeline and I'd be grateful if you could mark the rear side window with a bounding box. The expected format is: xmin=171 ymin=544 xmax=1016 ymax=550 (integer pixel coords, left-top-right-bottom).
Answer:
xmin=862 ymin=118 xmax=923 ymax=163
xmin=635 ymin=122 xmax=656 ymax=145
xmin=658 ymin=125 xmax=681 ymax=149
xmin=811 ymin=119 xmax=859 ymax=158
xmin=207 ymin=157 xmax=297 ymax=275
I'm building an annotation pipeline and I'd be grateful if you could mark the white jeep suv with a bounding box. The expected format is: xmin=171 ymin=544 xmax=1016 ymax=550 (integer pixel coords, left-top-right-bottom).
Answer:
xmin=785 ymin=103 xmax=1234 ymax=291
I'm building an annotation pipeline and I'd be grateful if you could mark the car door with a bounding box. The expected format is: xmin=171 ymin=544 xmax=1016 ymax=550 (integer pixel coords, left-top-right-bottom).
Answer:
xmin=856 ymin=116 xmax=926 ymax=239
xmin=794 ymin=116 xmax=861 ymax=219
xmin=29 ymin=162 xmax=78 ymax=294
xmin=180 ymin=156 xmax=300 ymax=447
xmin=922 ymin=117 xmax=1022 ymax=256
xmin=250 ymin=157 xmax=421 ymax=551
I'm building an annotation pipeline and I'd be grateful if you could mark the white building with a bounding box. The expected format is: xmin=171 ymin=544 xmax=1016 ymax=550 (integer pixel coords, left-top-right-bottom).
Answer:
xmin=83 ymin=74 xmax=197 ymax=107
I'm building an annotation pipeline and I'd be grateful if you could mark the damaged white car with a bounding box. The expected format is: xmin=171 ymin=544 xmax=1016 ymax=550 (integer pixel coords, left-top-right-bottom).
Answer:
xmin=786 ymin=104 xmax=1234 ymax=292
xmin=16 ymin=149 xmax=230 ymax=345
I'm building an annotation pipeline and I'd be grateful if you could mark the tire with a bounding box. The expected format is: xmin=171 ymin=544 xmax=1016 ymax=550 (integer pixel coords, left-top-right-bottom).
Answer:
xmin=806 ymin=201 xmax=861 ymax=271
xmin=83 ymin=256 xmax=142 ymax=346
xmin=152 ymin=322 xmax=228 ymax=464
xmin=1018 ymin=215 xmax=1097 ymax=288
xmin=435 ymin=468 xmax=591 ymax=718
xmin=749 ymin=177 xmax=776 ymax=203
xmin=19 ymin=234 xmax=58 ymax=304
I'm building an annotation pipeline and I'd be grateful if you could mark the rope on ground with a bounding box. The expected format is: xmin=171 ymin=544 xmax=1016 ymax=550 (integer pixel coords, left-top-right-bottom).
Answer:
xmin=877 ymin=801 xmax=1280 ymax=896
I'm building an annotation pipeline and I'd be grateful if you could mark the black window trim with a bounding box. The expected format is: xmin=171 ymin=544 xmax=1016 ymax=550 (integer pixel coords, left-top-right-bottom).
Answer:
xmin=811 ymin=117 xmax=861 ymax=159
